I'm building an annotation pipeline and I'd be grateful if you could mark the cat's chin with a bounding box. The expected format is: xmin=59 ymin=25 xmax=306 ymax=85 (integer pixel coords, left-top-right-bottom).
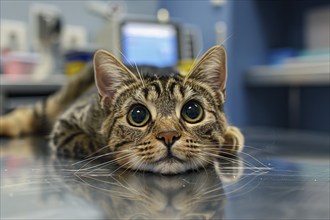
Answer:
xmin=138 ymin=159 xmax=200 ymax=174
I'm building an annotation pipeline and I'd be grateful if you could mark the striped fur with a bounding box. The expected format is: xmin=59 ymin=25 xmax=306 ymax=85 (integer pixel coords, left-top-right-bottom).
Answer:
xmin=0 ymin=45 xmax=244 ymax=174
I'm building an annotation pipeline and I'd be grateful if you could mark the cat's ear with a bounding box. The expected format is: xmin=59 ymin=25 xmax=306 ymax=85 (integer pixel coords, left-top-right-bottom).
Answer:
xmin=93 ymin=49 xmax=138 ymax=104
xmin=185 ymin=45 xmax=227 ymax=93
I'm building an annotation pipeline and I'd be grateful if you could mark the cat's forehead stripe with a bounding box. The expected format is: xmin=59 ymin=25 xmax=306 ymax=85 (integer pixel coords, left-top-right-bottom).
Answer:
xmin=148 ymin=81 xmax=162 ymax=96
xmin=166 ymin=78 xmax=183 ymax=95
xmin=142 ymin=87 xmax=149 ymax=99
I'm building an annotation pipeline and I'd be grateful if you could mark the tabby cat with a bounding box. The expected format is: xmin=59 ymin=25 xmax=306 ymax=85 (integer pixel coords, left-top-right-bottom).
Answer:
xmin=0 ymin=45 xmax=244 ymax=174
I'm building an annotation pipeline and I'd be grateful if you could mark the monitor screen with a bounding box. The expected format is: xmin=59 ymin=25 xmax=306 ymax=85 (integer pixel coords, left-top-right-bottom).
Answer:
xmin=121 ymin=21 xmax=179 ymax=68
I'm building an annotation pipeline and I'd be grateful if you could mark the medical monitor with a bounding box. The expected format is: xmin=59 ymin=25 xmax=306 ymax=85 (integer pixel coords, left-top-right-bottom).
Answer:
xmin=120 ymin=20 xmax=180 ymax=68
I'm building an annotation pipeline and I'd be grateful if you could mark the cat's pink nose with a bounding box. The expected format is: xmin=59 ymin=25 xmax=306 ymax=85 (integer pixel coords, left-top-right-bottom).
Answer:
xmin=157 ymin=130 xmax=181 ymax=147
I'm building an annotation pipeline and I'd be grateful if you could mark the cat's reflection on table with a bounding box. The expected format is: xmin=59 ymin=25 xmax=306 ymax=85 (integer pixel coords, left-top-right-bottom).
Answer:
xmin=1 ymin=138 xmax=244 ymax=220
xmin=54 ymin=154 xmax=244 ymax=219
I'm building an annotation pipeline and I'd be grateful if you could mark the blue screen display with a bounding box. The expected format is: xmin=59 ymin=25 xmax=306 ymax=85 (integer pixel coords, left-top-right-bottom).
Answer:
xmin=121 ymin=22 xmax=178 ymax=67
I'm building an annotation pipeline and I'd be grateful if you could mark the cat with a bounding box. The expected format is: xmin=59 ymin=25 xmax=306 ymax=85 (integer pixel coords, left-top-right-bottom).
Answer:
xmin=0 ymin=45 xmax=244 ymax=174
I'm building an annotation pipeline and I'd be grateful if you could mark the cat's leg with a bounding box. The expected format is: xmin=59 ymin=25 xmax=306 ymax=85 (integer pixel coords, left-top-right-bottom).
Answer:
xmin=0 ymin=63 xmax=94 ymax=137
xmin=0 ymin=107 xmax=37 ymax=137
xmin=49 ymin=118 xmax=105 ymax=158
xmin=221 ymin=126 xmax=244 ymax=153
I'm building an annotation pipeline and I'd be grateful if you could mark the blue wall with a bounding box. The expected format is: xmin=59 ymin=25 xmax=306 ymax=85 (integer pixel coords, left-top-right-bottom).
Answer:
xmin=228 ymin=0 xmax=269 ymax=127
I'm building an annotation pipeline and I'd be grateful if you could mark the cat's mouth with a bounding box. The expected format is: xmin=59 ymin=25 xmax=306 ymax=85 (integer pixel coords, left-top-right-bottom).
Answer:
xmin=135 ymin=150 xmax=200 ymax=174
xmin=155 ymin=154 xmax=185 ymax=164
xmin=149 ymin=153 xmax=197 ymax=174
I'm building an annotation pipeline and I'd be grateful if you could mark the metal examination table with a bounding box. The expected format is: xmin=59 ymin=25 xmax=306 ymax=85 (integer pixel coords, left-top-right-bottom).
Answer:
xmin=1 ymin=128 xmax=329 ymax=219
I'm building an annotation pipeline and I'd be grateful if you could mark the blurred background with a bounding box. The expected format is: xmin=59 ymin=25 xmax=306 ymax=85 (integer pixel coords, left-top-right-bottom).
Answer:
xmin=1 ymin=0 xmax=329 ymax=134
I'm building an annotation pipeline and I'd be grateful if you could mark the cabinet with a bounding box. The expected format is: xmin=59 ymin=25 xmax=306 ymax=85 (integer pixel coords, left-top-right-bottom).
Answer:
xmin=0 ymin=74 xmax=66 ymax=114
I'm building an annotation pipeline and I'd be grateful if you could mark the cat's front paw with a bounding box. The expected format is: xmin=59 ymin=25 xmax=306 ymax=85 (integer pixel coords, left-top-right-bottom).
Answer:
xmin=0 ymin=107 xmax=38 ymax=137
xmin=221 ymin=126 xmax=244 ymax=154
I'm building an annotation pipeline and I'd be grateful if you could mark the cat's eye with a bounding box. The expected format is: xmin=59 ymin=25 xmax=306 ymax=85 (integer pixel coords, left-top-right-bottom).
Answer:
xmin=181 ymin=100 xmax=204 ymax=123
xmin=127 ymin=104 xmax=150 ymax=127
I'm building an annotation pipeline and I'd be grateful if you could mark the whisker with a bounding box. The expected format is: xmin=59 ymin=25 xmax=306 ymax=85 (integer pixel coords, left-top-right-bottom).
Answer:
xmin=198 ymin=169 xmax=258 ymax=201
xmin=133 ymin=60 xmax=145 ymax=87
xmin=132 ymin=157 xmax=146 ymax=175
xmin=119 ymin=156 xmax=142 ymax=176
xmin=219 ymin=33 xmax=233 ymax=46
xmin=72 ymin=149 xmax=129 ymax=166
xmin=195 ymin=142 xmax=263 ymax=152
xmin=189 ymin=150 xmax=269 ymax=183
xmin=73 ymin=175 xmax=140 ymax=200
xmin=221 ymin=150 xmax=269 ymax=168
xmin=204 ymin=172 xmax=264 ymax=200
xmin=116 ymin=48 xmax=145 ymax=87
xmin=108 ymin=174 xmax=142 ymax=197
xmin=193 ymin=150 xmax=249 ymax=166
xmin=189 ymin=47 xmax=203 ymax=73
xmin=116 ymin=48 xmax=134 ymax=68
xmin=108 ymin=158 xmax=134 ymax=176
xmin=192 ymin=157 xmax=212 ymax=193
xmin=191 ymin=143 xmax=270 ymax=169
xmin=76 ymin=153 xmax=133 ymax=175
xmin=84 ymin=144 xmax=112 ymax=159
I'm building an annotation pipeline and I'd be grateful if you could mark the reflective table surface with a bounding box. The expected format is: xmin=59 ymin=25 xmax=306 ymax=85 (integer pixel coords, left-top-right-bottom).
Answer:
xmin=1 ymin=128 xmax=329 ymax=219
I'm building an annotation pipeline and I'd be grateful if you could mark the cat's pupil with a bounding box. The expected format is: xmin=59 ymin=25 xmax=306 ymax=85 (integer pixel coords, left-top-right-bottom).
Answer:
xmin=184 ymin=103 xmax=200 ymax=119
xmin=131 ymin=106 xmax=148 ymax=124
